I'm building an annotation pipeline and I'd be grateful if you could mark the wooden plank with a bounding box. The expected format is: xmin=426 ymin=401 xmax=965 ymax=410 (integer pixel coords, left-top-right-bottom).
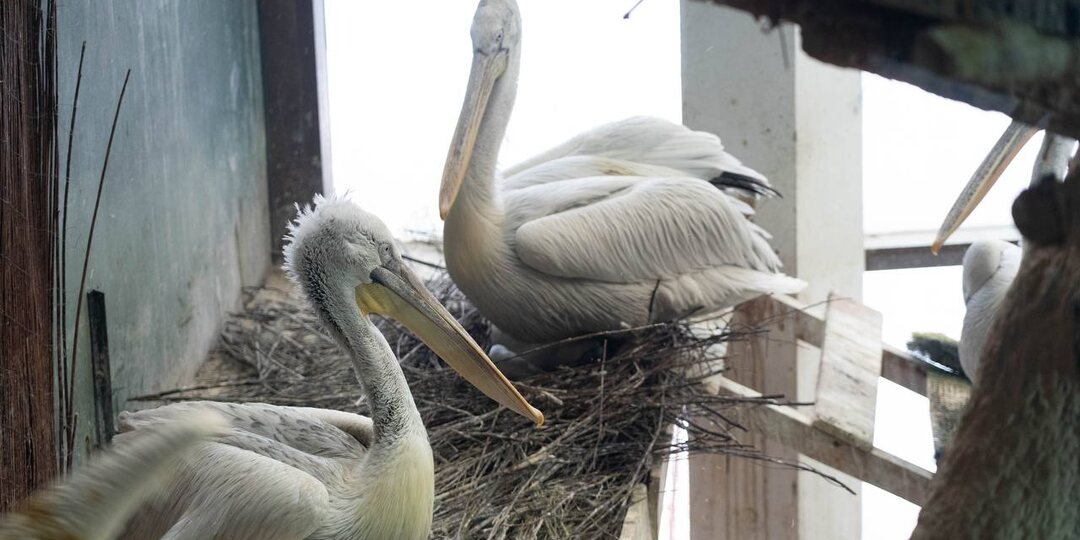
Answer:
xmin=87 ymin=290 xmax=115 ymax=448
xmin=882 ymin=344 xmax=928 ymax=396
xmin=708 ymin=376 xmax=932 ymax=506
xmin=759 ymin=295 xmax=929 ymax=396
xmin=0 ymin=0 xmax=58 ymax=511
xmin=697 ymin=0 xmax=1080 ymax=143
xmin=258 ymin=0 xmax=326 ymax=261
xmin=618 ymin=484 xmax=656 ymax=540
xmin=813 ymin=295 xmax=883 ymax=451
xmin=689 ymin=296 xmax=799 ymax=540
xmin=852 ymin=0 xmax=1080 ymax=38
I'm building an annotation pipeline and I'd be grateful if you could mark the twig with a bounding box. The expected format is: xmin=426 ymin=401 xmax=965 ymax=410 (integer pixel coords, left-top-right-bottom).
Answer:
xmin=66 ymin=69 xmax=130 ymax=466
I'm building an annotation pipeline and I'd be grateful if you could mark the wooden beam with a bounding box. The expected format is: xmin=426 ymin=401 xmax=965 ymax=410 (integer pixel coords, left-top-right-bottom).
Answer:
xmin=850 ymin=0 xmax=1080 ymax=38
xmin=618 ymin=484 xmax=657 ymax=540
xmin=689 ymin=296 xmax=800 ymax=540
xmin=0 ymin=0 xmax=58 ymax=511
xmin=87 ymin=290 xmax=114 ymax=448
xmin=813 ymin=295 xmax=883 ymax=451
xmin=258 ymin=0 xmax=326 ymax=261
xmin=696 ymin=0 xmax=1080 ymax=141
xmin=708 ymin=376 xmax=933 ymax=506
xmin=764 ymin=294 xmax=928 ymax=396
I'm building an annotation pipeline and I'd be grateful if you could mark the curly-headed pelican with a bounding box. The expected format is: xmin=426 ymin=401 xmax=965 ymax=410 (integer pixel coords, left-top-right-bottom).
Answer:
xmin=114 ymin=197 xmax=541 ymax=539
xmin=439 ymin=0 xmax=803 ymax=359
xmin=0 ymin=412 xmax=225 ymax=540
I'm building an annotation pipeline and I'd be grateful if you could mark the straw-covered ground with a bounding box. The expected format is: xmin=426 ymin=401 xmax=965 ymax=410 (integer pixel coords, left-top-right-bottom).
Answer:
xmin=138 ymin=269 xmax=832 ymax=539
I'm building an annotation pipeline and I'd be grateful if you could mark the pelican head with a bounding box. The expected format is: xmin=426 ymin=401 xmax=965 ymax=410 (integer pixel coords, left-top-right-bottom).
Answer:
xmin=961 ymin=240 xmax=1017 ymax=304
xmin=439 ymin=0 xmax=521 ymax=219
xmin=284 ymin=195 xmax=543 ymax=425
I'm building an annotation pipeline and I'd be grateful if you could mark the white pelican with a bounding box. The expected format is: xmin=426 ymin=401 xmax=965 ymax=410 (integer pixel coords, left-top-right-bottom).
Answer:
xmin=935 ymin=128 xmax=1075 ymax=385
xmin=958 ymin=239 xmax=1020 ymax=384
xmin=0 ymin=411 xmax=226 ymax=540
xmin=113 ymin=197 xmax=541 ymax=539
xmin=911 ymin=155 xmax=1080 ymax=538
xmin=439 ymin=0 xmax=803 ymax=358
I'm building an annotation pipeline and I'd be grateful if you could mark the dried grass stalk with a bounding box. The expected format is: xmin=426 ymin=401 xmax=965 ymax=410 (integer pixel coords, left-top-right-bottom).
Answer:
xmin=141 ymin=272 xmax=820 ymax=539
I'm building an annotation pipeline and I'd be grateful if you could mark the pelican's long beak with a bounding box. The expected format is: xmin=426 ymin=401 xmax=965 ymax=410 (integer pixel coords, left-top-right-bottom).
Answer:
xmin=357 ymin=265 xmax=544 ymax=426
xmin=931 ymin=120 xmax=1038 ymax=254
xmin=439 ymin=51 xmax=507 ymax=220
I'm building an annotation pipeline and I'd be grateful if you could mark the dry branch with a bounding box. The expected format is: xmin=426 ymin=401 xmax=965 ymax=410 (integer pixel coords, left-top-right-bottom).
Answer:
xmin=142 ymin=273 xmax=840 ymax=539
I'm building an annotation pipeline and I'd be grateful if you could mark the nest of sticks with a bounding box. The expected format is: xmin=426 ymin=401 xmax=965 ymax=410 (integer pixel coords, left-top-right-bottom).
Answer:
xmin=143 ymin=271 xmax=825 ymax=539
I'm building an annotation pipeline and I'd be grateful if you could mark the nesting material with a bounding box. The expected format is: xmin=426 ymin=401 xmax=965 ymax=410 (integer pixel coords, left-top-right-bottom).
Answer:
xmin=142 ymin=271 xmax=792 ymax=539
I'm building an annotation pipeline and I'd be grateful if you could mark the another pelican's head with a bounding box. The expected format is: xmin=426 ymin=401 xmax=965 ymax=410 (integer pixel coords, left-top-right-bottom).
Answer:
xmin=439 ymin=0 xmax=521 ymax=220
xmin=284 ymin=195 xmax=543 ymax=426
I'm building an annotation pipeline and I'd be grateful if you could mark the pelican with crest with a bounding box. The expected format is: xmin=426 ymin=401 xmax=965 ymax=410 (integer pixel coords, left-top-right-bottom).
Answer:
xmin=107 ymin=197 xmax=541 ymax=539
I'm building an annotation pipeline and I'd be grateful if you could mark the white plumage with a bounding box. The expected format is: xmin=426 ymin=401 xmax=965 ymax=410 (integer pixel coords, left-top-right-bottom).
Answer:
xmin=103 ymin=198 xmax=539 ymax=539
xmin=439 ymin=0 xmax=803 ymax=354
xmin=959 ymin=240 xmax=1020 ymax=384
xmin=0 ymin=411 xmax=226 ymax=540
xmin=941 ymin=130 xmax=1076 ymax=386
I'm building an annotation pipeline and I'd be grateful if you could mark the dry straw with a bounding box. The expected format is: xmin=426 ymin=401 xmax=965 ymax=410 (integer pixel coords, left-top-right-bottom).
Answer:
xmin=138 ymin=272 xmax=840 ymax=539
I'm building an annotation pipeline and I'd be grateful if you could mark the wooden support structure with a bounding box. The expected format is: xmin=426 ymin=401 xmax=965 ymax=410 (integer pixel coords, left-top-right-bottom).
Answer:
xmin=622 ymin=293 xmax=934 ymax=538
xmin=696 ymin=0 xmax=1080 ymax=140
xmin=258 ymin=0 xmax=327 ymax=261
xmin=0 ymin=0 xmax=58 ymax=512
xmin=812 ymin=295 xmax=883 ymax=450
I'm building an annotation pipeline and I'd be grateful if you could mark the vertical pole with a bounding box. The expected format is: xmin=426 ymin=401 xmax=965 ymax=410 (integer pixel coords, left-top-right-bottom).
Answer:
xmin=87 ymin=290 xmax=114 ymax=448
xmin=681 ymin=2 xmax=864 ymax=538
xmin=258 ymin=0 xmax=327 ymax=262
xmin=0 ymin=0 xmax=59 ymax=511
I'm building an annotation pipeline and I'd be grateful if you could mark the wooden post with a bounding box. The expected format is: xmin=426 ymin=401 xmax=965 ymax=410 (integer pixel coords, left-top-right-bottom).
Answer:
xmin=87 ymin=290 xmax=114 ymax=448
xmin=689 ymin=297 xmax=800 ymax=539
xmin=681 ymin=2 xmax=865 ymax=536
xmin=258 ymin=0 xmax=328 ymax=261
xmin=0 ymin=0 xmax=58 ymax=511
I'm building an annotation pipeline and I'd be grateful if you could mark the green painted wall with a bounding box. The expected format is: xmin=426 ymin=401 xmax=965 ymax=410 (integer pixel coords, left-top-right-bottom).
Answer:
xmin=57 ymin=0 xmax=269 ymax=455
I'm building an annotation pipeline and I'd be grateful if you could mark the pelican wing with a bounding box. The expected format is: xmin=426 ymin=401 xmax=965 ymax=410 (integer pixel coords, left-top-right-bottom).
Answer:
xmin=120 ymin=401 xmax=370 ymax=459
xmin=503 ymin=116 xmax=765 ymax=182
xmin=512 ymin=176 xmax=784 ymax=284
xmin=0 ymin=411 xmax=225 ymax=540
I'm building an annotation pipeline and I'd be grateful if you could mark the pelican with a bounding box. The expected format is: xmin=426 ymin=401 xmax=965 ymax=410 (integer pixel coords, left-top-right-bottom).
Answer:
xmin=0 ymin=411 xmax=226 ymax=540
xmin=906 ymin=332 xmax=971 ymax=463
xmin=934 ymin=126 xmax=1075 ymax=385
xmin=439 ymin=0 xmax=804 ymax=360
xmin=958 ymin=239 xmax=1020 ymax=384
xmin=911 ymin=146 xmax=1080 ymax=539
xmin=112 ymin=197 xmax=541 ymax=539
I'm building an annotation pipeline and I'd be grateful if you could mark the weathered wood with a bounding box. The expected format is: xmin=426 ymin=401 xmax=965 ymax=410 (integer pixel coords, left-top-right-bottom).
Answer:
xmin=697 ymin=0 xmax=1080 ymax=142
xmin=689 ymin=296 xmax=799 ymax=540
xmin=618 ymin=484 xmax=656 ymax=540
xmin=764 ymin=294 xmax=928 ymax=396
xmin=854 ymin=0 xmax=1080 ymax=38
xmin=0 ymin=0 xmax=58 ymax=511
xmin=87 ymin=290 xmax=114 ymax=448
xmin=258 ymin=0 xmax=325 ymax=261
xmin=813 ymin=295 xmax=883 ymax=451
xmin=708 ymin=376 xmax=933 ymax=506
xmin=882 ymin=344 xmax=928 ymax=396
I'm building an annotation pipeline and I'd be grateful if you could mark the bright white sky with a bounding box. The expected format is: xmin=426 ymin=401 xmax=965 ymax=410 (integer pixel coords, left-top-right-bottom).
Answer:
xmin=323 ymin=2 xmax=1032 ymax=539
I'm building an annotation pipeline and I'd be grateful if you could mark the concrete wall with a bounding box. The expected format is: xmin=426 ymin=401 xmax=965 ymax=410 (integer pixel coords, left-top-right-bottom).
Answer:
xmin=57 ymin=0 xmax=269 ymax=455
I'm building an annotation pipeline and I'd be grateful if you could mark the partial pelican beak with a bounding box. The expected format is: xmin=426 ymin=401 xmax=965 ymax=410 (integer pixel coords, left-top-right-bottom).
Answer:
xmin=931 ymin=120 xmax=1038 ymax=254
xmin=439 ymin=51 xmax=507 ymax=220
xmin=356 ymin=264 xmax=543 ymax=426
